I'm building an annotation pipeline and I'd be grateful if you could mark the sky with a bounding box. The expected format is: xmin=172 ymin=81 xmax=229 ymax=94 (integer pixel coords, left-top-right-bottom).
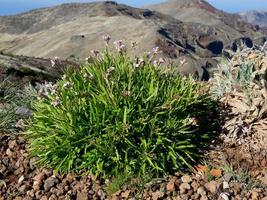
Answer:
xmin=0 ymin=0 xmax=267 ymax=16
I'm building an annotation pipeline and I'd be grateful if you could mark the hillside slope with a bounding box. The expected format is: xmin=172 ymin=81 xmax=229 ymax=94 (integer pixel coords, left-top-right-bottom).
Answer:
xmin=239 ymin=10 xmax=267 ymax=28
xmin=0 ymin=1 xmax=266 ymax=79
xmin=148 ymin=0 xmax=266 ymax=47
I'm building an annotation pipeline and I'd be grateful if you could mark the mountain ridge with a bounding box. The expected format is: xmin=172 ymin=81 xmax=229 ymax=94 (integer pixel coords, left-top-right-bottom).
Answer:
xmin=239 ymin=10 xmax=267 ymax=28
xmin=0 ymin=1 xmax=266 ymax=80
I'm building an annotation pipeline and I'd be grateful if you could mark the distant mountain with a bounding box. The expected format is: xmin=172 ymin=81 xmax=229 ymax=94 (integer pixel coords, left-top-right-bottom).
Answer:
xmin=147 ymin=0 xmax=266 ymax=48
xmin=0 ymin=1 xmax=266 ymax=79
xmin=239 ymin=10 xmax=267 ymax=28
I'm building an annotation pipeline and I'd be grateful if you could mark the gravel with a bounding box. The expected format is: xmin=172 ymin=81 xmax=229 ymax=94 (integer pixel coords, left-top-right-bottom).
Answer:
xmin=0 ymin=134 xmax=267 ymax=200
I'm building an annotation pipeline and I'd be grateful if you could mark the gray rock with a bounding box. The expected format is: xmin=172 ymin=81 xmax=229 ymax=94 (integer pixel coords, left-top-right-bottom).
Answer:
xmin=15 ymin=107 xmax=32 ymax=117
xmin=44 ymin=176 xmax=58 ymax=192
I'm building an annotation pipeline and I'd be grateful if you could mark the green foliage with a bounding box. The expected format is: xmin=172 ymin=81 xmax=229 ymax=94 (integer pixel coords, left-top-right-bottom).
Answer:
xmin=105 ymin=171 xmax=133 ymax=196
xmin=27 ymin=51 xmax=212 ymax=179
xmin=210 ymin=58 xmax=255 ymax=98
xmin=0 ymin=80 xmax=35 ymax=132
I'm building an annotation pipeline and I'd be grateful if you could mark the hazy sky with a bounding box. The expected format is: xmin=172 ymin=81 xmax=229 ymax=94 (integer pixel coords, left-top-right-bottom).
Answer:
xmin=0 ymin=0 xmax=267 ymax=16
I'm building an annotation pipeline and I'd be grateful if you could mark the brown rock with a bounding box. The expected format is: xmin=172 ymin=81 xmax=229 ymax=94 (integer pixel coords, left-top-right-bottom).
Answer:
xmin=33 ymin=181 xmax=41 ymax=191
xmin=180 ymin=194 xmax=190 ymax=200
xmin=8 ymin=140 xmax=17 ymax=149
xmin=18 ymin=185 xmax=27 ymax=193
xmin=33 ymin=172 xmax=45 ymax=185
xmin=191 ymin=181 xmax=200 ymax=191
xmin=43 ymin=169 xmax=53 ymax=177
xmin=179 ymin=183 xmax=190 ymax=194
xmin=251 ymin=191 xmax=259 ymax=200
xmin=66 ymin=174 xmax=75 ymax=183
xmin=26 ymin=190 xmax=35 ymax=197
xmin=200 ymin=196 xmax=208 ymax=200
xmin=121 ymin=190 xmax=130 ymax=199
xmin=35 ymin=191 xmax=43 ymax=199
xmin=152 ymin=191 xmax=159 ymax=200
xmin=232 ymin=183 xmax=241 ymax=195
xmin=14 ymin=197 xmax=23 ymax=200
xmin=204 ymin=181 xmax=217 ymax=194
xmin=77 ymin=190 xmax=88 ymax=200
xmin=111 ymin=195 xmax=119 ymax=200
xmin=260 ymin=175 xmax=267 ymax=185
xmin=197 ymin=186 xmax=206 ymax=196
xmin=181 ymin=175 xmax=192 ymax=183
xmin=48 ymin=194 xmax=57 ymax=200
xmin=6 ymin=148 xmax=13 ymax=157
xmin=166 ymin=181 xmax=176 ymax=192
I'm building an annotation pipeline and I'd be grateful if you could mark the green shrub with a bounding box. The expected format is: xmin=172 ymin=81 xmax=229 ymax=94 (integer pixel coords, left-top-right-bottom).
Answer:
xmin=27 ymin=50 xmax=211 ymax=178
xmin=0 ymin=79 xmax=35 ymax=132
xmin=210 ymin=57 xmax=256 ymax=98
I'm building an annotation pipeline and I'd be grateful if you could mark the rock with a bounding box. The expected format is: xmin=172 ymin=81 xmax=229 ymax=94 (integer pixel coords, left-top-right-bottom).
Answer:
xmin=152 ymin=191 xmax=160 ymax=200
xmin=179 ymin=183 xmax=190 ymax=194
xmin=219 ymin=192 xmax=230 ymax=200
xmin=204 ymin=181 xmax=217 ymax=194
xmin=35 ymin=191 xmax=43 ymax=199
xmin=197 ymin=186 xmax=206 ymax=196
xmin=77 ymin=190 xmax=88 ymax=200
xmin=232 ymin=183 xmax=241 ymax=195
xmin=97 ymin=189 xmax=105 ymax=200
xmin=152 ymin=190 xmax=164 ymax=199
xmin=48 ymin=194 xmax=57 ymax=200
xmin=166 ymin=181 xmax=176 ymax=192
xmin=191 ymin=181 xmax=200 ymax=192
xmin=33 ymin=171 xmax=45 ymax=185
xmin=8 ymin=140 xmax=17 ymax=149
xmin=223 ymin=173 xmax=233 ymax=182
xmin=181 ymin=175 xmax=192 ymax=183
xmin=15 ymin=107 xmax=32 ymax=117
xmin=44 ymin=176 xmax=58 ymax=192
xmin=251 ymin=191 xmax=259 ymax=200
xmin=180 ymin=194 xmax=190 ymax=200
xmin=200 ymin=196 xmax=208 ymax=200
xmin=29 ymin=157 xmax=39 ymax=170
xmin=26 ymin=190 xmax=35 ymax=197
xmin=6 ymin=148 xmax=13 ymax=157
xmin=223 ymin=181 xmax=229 ymax=189
xmin=18 ymin=175 xmax=25 ymax=184
xmin=260 ymin=174 xmax=267 ymax=185
xmin=66 ymin=174 xmax=75 ymax=183
xmin=18 ymin=184 xmax=27 ymax=193
xmin=14 ymin=197 xmax=23 ymax=200
xmin=121 ymin=190 xmax=130 ymax=199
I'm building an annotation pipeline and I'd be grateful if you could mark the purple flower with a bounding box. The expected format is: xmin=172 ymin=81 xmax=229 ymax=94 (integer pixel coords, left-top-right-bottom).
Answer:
xmin=114 ymin=40 xmax=126 ymax=53
xmin=133 ymin=57 xmax=144 ymax=68
xmin=83 ymin=73 xmax=94 ymax=80
xmin=63 ymin=82 xmax=72 ymax=89
xmin=90 ymin=49 xmax=100 ymax=57
xmin=123 ymin=90 xmax=131 ymax=97
xmin=158 ymin=57 xmax=166 ymax=65
xmin=51 ymin=97 xmax=61 ymax=107
xmin=50 ymin=57 xmax=60 ymax=68
xmin=152 ymin=46 xmax=160 ymax=54
xmin=131 ymin=41 xmax=138 ymax=49
xmin=103 ymin=34 xmax=111 ymax=45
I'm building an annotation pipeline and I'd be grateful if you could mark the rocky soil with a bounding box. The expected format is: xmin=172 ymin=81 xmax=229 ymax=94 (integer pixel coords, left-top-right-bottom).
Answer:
xmin=0 ymin=133 xmax=266 ymax=200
